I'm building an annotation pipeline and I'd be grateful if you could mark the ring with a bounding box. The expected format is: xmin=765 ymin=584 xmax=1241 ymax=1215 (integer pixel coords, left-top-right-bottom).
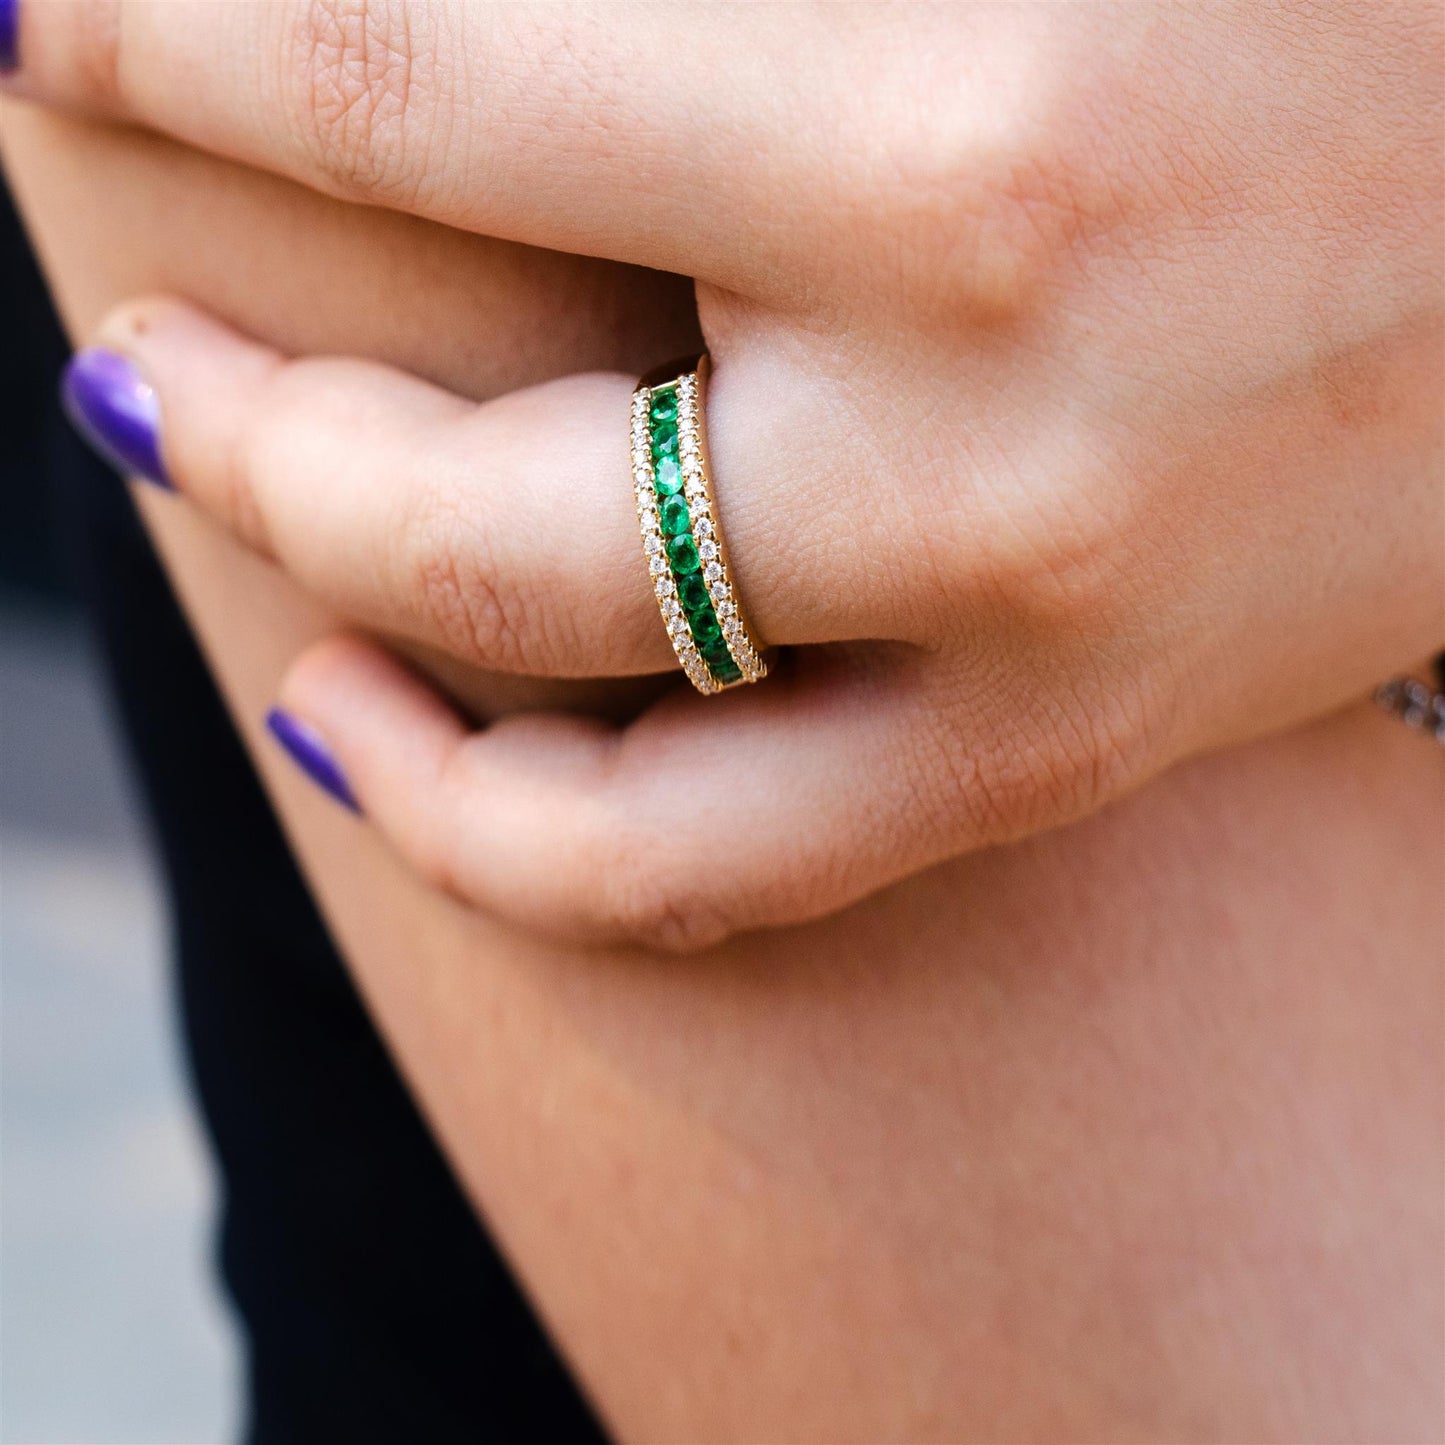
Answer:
xmin=631 ymin=354 xmax=767 ymax=694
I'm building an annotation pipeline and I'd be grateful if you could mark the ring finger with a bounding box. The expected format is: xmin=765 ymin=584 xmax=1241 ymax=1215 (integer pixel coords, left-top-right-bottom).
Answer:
xmin=62 ymin=297 xmax=914 ymax=680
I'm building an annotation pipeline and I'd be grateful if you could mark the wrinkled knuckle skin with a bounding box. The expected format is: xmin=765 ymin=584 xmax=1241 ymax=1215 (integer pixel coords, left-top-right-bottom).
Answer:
xmin=1034 ymin=678 xmax=1163 ymax=828
xmin=588 ymin=839 xmax=732 ymax=955
xmin=289 ymin=0 xmax=425 ymax=202
xmin=989 ymin=505 xmax=1129 ymax=635
xmin=962 ymin=436 xmax=1147 ymax=639
xmin=926 ymin=662 xmax=1164 ymax=849
xmin=402 ymin=503 xmax=532 ymax=672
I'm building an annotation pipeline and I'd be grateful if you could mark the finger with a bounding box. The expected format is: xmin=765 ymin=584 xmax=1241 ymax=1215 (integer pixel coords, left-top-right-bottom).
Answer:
xmin=268 ymin=634 xmax=964 ymax=951
xmin=3 ymin=0 xmax=816 ymax=283
xmin=65 ymin=297 xmax=908 ymax=677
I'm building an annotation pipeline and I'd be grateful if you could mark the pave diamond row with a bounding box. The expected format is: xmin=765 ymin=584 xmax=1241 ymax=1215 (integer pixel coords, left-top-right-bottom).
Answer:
xmin=632 ymin=360 xmax=767 ymax=693
xmin=674 ymin=375 xmax=766 ymax=683
xmin=632 ymin=388 xmax=718 ymax=694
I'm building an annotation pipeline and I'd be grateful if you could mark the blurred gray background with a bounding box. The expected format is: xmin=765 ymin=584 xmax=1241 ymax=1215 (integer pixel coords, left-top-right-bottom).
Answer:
xmin=1 ymin=180 xmax=236 ymax=1443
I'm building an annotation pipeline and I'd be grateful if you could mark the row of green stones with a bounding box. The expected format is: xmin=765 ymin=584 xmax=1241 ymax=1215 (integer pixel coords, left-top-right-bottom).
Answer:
xmin=631 ymin=390 xmax=713 ymax=691
xmin=647 ymin=384 xmax=744 ymax=685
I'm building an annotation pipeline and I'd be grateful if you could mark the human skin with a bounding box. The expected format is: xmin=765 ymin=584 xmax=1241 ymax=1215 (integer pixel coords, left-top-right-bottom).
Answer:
xmin=4 ymin=101 xmax=1443 ymax=1444
xmin=5 ymin=1 xmax=1443 ymax=951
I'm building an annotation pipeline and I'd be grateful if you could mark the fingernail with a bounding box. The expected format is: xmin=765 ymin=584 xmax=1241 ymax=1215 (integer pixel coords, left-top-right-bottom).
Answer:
xmin=265 ymin=708 xmax=362 ymax=814
xmin=0 ymin=0 xmax=18 ymax=72
xmin=61 ymin=348 xmax=173 ymax=490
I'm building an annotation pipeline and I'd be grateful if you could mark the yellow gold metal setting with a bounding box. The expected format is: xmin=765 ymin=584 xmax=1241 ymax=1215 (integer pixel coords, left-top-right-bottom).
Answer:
xmin=631 ymin=354 xmax=767 ymax=694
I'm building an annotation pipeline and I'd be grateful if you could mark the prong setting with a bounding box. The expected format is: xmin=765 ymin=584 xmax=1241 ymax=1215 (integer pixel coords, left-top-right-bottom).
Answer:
xmin=632 ymin=359 xmax=767 ymax=693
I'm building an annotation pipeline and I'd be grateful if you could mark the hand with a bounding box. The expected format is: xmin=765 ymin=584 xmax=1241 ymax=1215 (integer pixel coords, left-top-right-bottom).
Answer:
xmin=24 ymin=1 xmax=1444 ymax=948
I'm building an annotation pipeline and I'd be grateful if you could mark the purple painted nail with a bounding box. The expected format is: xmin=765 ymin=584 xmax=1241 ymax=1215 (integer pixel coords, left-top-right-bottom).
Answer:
xmin=265 ymin=709 xmax=361 ymax=814
xmin=61 ymin=348 xmax=173 ymax=490
xmin=0 ymin=0 xmax=17 ymax=72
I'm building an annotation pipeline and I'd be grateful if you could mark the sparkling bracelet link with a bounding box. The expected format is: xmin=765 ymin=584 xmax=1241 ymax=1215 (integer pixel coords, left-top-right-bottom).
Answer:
xmin=1375 ymin=672 xmax=1445 ymax=748
xmin=632 ymin=355 xmax=767 ymax=694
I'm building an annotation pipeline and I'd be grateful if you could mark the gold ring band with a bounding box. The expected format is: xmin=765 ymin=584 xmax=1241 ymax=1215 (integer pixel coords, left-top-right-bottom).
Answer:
xmin=631 ymin=354 xmax=767 ymax=694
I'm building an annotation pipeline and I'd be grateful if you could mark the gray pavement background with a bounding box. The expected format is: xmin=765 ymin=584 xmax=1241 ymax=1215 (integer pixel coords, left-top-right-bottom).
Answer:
xmin=1 ymin=603 xmax=236 ymax=1444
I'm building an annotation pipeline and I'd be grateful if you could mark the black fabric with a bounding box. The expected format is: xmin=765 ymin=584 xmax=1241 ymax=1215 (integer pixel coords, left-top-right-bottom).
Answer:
xmin=4 ymin=184 xmax=604 ymax=1444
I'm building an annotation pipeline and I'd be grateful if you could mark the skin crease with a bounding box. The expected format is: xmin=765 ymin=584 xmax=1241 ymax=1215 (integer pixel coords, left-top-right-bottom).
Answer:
xmin=5 ymin=1 xmax=1442 ymax=946
xmin=3 ymin=101 xmax=1443 ymax=1445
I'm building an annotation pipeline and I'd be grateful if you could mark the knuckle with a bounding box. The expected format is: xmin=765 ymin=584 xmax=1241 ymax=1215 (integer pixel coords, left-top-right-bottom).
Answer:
xmin=398 ymin=497 xmax=535 ymax=671
xmin=219 ymin=443 xmax=277 ymax=558
xmin=581 ymin=821 xmax=731 ymax=953
xmin=221 ymin=374 xmax=295 ymax=559
xmin=68 ymin=0 xmax=125 ymax=107
xmin=838 ymin=42 xmax=1130 ymax=321
xmin=930 ymin=657 xmax=1165 ymax=844
xmin=287 ymin=0 xmax=428 ymax=202
xmin=409 ymin=797 xmax=468 ymax=903
xmin=968 ymin=448 xmax=1143 ymax=635
xmin=403 ymin=740 xmax=484 ymax=904
xmin=1031 ymin=673 xmax=1162 ymax=825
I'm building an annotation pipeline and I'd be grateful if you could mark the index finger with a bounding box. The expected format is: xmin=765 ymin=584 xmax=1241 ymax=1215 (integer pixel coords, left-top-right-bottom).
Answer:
xmin=2 ymin=0 xmax=805 ymax=285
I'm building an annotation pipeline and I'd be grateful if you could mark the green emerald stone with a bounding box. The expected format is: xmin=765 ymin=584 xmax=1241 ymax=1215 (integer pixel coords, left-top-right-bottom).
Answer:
xmin=708 ymin=653 xmax=743 ymax=685
xmin=653 ymin=457 xmax=683 ymax=495
xmin=666 ymin=534 xmax=701 ymax=573
xmin=677 ymin=573 xmax=710 ymax=613
xmin=651 ymin=420 xmax=678 ymax=456
xmin=659 ymin=494 xmax=691 ymax=536
xmin=649 ymin=389 xmax=678 ymax=422
xmin=690 ymin=611 xmax=723 ymax=646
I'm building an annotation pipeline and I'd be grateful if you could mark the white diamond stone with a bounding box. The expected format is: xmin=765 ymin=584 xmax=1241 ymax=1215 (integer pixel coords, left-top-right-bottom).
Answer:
xmin=698 ymin=540 xmax=719 ymax=561
xmin=704 ymin=561 xmax=724 ymax=582
xmin=649 ymin=555 xmax=668 ymax=576
xmin=644 ymin=534 xmax=664 ymax=555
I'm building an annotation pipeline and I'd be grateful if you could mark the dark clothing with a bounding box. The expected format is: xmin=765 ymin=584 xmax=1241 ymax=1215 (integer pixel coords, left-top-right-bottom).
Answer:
xmin=4 ymin=185 xmax=603 ymax=1445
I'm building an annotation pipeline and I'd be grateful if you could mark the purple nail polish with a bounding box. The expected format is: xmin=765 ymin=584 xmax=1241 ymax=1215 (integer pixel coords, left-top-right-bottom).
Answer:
xmin=0 ymin=0 xmax=17 ymax=72
xmin=61 ymin=348 xmax=173 ymax=490
xmin=265 ymin=708 xmax=361 ymax=814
